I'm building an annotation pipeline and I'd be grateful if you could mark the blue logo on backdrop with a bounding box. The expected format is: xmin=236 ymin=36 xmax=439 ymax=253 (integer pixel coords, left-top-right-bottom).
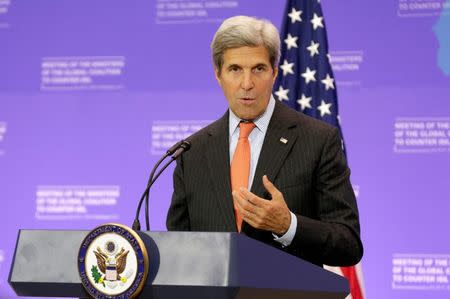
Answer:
xmin=434 ymin=1 xmax=450 ymax=76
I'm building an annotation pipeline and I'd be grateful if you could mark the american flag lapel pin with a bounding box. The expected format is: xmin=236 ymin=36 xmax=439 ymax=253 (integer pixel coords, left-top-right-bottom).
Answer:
xmin=280 ymin=137 xmax=288 ymax=144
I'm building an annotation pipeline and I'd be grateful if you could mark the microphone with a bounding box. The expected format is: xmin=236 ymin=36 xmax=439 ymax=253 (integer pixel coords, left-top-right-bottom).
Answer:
xmin=148 ymin=141 xmax=191 ymax=185
xmin=132 ymin=140 xmax=191 ymax=231
xmin=143 ymin=141 xmax=191 ymax=230
xmin=166 ymin=140 xmax=184 ymax=155
xmin=143 ymin=140 xmax=191 ymax=229
xmin=172 ymin=140 xmax=191 ymax=159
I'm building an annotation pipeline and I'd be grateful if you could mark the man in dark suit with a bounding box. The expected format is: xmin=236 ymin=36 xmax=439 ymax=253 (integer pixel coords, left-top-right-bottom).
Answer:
xmin=166 ymin=16 xmax=363 ymax=267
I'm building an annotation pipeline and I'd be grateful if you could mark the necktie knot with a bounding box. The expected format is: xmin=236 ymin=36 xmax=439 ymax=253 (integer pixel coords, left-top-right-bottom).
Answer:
xmin=239 ymin=122 xmax=255 ymax=139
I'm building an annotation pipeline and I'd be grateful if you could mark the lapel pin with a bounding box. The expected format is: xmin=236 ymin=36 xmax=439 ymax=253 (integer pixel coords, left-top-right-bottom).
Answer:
xmin=280 ymin=137 xmax=288 ymax=144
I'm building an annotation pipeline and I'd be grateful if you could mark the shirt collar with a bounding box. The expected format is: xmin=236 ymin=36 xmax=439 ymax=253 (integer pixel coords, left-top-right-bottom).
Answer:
xmin=229 ymin=95 xmax=276 ymax=137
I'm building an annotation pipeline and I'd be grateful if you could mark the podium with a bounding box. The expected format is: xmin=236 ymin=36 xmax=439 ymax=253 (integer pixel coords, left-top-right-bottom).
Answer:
xmin=9 ymin=230 xmax=349 ymax=298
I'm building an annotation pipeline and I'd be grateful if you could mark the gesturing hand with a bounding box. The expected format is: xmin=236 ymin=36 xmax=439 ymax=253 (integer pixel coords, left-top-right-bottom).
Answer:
xmin=232 ymin=175 xmax=291 ymax=235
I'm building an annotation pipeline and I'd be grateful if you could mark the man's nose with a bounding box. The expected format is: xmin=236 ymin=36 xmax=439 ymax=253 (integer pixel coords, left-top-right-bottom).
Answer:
xmin=240 ymin=71 xmax=255 ymax=91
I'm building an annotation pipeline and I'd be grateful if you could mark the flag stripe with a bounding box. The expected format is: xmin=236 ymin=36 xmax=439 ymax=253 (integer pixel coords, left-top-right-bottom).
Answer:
xmin=342 ymin=266 xmax=363 ymax=299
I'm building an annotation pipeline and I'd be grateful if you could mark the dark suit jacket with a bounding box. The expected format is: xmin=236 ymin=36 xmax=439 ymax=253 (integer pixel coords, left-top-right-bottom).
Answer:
xmin=166 ymin=101 xmax=363 ymax=267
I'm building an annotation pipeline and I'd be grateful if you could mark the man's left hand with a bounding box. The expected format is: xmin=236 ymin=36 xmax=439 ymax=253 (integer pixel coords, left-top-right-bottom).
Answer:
xmin=232 ymin=175 xmax=291 ymax=235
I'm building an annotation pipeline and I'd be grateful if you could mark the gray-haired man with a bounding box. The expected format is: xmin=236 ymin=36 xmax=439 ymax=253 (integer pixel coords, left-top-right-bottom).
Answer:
xmin=167 ymin=16 xmax=363 ymax=267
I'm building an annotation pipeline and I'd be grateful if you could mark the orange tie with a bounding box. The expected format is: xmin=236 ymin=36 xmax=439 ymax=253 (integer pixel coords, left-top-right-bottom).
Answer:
xmin=231 ymin=121 xmax=256 ymax=232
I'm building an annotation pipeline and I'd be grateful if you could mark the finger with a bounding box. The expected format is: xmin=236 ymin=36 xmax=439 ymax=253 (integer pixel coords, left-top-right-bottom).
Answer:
xmin=232 ymin=190 xmax=246 ymax=212
xmin=233 ymin=190 xmax=258 ymax=215
xmin=238 ymin=189 xmax=267 ymax=219
xmin=239 ymin=187 xmax=266 ymax=207
xmin=242 ymin=210 xmax=271 ymax=231
xmin=262 ymin=175 xmax=281 ymax=198
xmin=241 ymin=209 xmax=260 ymax=227
xmin=243 ymin=214 xmax=258 ymax=228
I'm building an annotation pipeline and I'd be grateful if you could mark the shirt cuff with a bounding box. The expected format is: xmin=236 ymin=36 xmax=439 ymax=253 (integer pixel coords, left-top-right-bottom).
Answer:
xmin=272 ymin=211 xmax=297 ymax=247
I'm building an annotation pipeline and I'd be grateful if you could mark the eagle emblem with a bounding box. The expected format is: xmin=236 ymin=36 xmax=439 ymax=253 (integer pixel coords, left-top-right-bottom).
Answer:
xmin=91 ymin=240 xmax=132 ymax=286
xmin=78 ymin=223 xmax=149 ymax=298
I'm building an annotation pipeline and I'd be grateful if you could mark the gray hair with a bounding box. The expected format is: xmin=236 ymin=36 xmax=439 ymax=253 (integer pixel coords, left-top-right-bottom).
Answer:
xmin=211 ymin=16 xmax=281 ymax=74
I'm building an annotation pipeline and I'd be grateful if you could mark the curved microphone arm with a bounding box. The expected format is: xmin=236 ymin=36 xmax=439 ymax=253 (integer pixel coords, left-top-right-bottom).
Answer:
xmin=144 ymin=141 xmax=191 ymax=230
xmin=132 ymin=140 xmax=191 ymax=231
xmin=132 ymin=140 xmax=184 ymax=231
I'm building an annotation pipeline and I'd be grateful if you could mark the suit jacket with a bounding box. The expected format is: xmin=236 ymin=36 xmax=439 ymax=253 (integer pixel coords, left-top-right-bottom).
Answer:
xmin=166 ymin=101 xmax=363 ymax=267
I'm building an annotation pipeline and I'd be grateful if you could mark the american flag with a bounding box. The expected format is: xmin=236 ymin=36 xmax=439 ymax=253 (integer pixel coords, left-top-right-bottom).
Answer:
xmin=273 ymin=0 xmax=365 ymax=298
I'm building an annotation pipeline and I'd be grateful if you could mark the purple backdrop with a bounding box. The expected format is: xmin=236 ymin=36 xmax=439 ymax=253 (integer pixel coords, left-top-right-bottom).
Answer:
xmin=1 ymin=0 xmax=449 ymax=298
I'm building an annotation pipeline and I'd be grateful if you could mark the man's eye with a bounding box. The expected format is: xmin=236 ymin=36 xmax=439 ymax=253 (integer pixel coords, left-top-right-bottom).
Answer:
xmin=254 ymin=66 xmax=266 ymax=73
xmin=229 ymin=67 xmax=240 ymax=72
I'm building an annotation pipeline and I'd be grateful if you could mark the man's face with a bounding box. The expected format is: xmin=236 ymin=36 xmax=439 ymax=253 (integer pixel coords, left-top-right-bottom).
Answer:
xmin=215 ymin=46 xmax=278 ymax=120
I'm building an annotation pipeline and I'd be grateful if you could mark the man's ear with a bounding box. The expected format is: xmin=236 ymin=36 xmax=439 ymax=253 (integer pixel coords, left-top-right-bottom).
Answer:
xmin=214 ymin=68 xmax=222 ymax=86
xmin=272 ymin=66 xmax=279 ymax=82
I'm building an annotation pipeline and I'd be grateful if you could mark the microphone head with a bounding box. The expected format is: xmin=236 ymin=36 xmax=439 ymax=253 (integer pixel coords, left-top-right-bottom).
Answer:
xmin=172 ymin=140 xmax=192 ymax=159
xmin=180 ymin=140 xmax=191 ymax=151
xmin=166 ymin=140 xmax=183 ymax=155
